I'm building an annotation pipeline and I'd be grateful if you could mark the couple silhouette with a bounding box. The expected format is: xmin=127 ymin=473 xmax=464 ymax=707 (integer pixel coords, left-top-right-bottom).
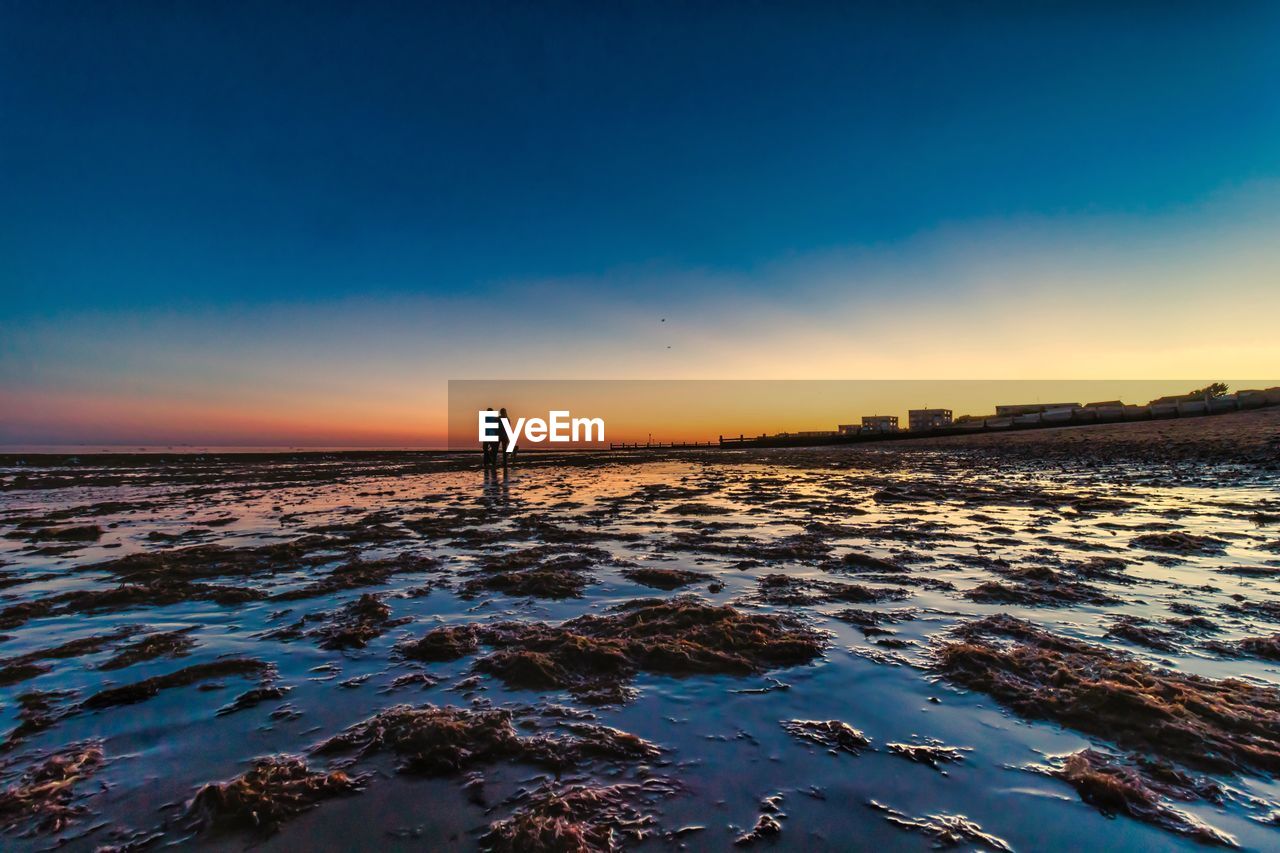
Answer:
xmin=482 ymin=407 xmax=513 ymax=471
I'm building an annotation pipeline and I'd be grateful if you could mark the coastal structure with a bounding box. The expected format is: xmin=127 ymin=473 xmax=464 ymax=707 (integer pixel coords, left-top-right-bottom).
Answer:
xmin=708 ymin=386 xmax=1280 ymax=450
xmin=861 ymin=415 xmax=899 ymax=433
xmin=908 ymin=408 xmax=952 ymax=431
xmin=995 ymin=403 xmax=1080 ymax=417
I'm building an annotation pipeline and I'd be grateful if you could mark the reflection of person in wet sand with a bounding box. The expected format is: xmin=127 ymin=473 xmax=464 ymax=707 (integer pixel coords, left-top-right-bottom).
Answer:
xmin=497 ymin=407 xmax=515 ymax=470
xmin=482 ymin=454 xmax=510 ymax=504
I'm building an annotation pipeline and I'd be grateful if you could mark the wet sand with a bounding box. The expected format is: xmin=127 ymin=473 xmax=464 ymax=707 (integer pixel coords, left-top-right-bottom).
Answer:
xmin=1 ymin=409 xmax=1279 ymax=850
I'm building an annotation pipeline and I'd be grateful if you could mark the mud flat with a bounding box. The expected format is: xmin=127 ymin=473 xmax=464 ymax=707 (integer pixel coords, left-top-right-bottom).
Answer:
xmin=1 ymin=410 xmax=1278 ymax=849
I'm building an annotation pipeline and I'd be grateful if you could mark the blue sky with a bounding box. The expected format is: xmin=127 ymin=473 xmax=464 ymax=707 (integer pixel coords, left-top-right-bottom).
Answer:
xmin=2 ymin=2 xmax=1279 ymax=443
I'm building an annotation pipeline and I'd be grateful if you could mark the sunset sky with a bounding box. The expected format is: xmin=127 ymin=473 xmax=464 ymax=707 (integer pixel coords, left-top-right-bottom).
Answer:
xmin=3 ymin=3 xmax=1279 ymax=446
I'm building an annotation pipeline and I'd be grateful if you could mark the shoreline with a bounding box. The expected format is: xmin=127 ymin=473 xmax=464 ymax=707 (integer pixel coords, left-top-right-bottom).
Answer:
xmin=0 ymin=413 xmax=1277 ymax=848
xmin=2 ymin=405 xmax=1277 ymax=470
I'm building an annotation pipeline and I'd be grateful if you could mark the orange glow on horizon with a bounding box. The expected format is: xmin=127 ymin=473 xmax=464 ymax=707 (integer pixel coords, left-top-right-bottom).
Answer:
xmin=6 ymin=378 xmax=1279 ymax=448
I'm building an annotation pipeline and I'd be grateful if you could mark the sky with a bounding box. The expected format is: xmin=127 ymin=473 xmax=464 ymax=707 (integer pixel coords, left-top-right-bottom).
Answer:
xmin=2 ymin=2 xmax=1279 ymax=445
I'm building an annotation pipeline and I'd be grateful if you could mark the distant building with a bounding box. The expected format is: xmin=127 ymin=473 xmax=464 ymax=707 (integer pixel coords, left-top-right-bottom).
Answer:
xmin=794 ymin=430 xmax=838 ymax=437
xmin=861 ymin=415 xmax=899 ymax=433
xmin=994 ymin=403 xmax=1080 ymax=417
xmin=837 ymin=424 xmax=859 ymax=434
xmin=908 ymin=408 xmax=952 ymax=431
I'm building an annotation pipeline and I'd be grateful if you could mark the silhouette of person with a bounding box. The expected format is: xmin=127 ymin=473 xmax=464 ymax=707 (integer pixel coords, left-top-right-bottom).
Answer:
xmin=497 ymin=407 xmax=513 ymax=470
xmin=481 ymin=407 xmax=498 ymax=470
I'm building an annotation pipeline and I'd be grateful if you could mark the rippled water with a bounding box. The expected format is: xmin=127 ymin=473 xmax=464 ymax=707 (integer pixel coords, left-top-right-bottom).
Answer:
xmin=1 ymin=449 xmax=1278 ymax=850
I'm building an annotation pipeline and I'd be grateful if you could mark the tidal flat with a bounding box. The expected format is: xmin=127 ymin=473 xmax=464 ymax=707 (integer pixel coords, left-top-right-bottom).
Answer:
xmin=1 ymin=408 xmax=1279 ymax=851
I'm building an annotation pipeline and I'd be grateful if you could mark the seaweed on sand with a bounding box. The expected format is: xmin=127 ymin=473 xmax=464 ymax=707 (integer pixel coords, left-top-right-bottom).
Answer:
xmin=1130 ymin=532 xmax=1228 ymax=556
xmin=309 ymin=594 xmax=410 ymax=650
xmin=81 ymin=658 xmax=274 ymax=710
xmin=1064 ymin=556 xmax=1134 ymax=583
xmin=462 ymin=547 xmax=607 ymax=600
xmin=481 ymin=779 xmax=678 ymax=852
xmin=304 ymin=511 xmax=406 ymax=545
xmin=0 ymin=601 xmax=62 ymax=632
xmin=313 ymin=704 xmax=659 ymax=775
xmin=1104 ymin=616 xmax=1181 ymax=652
xmin=397 ymin=624 xmax=481 ymax=662
xmin=932 ymin=615 xmax=1280 ymax=773
xmin=216 ymin=685 xmax=293 ymax=717
xmin=97 ymin=628 xmax=197 ymax=670
xmin=620 ymin=568 xmax=712 ymax=590
xmin=1166 ymin=615 xmax=1220 ymax=635
xmin=475 ymin=545 xmax=611 ymax=573
xmin=1216 ymin=565 xmax=1280 ymax=578
xmin=5 ymin=525 xmax=102 ymax=543
xmin=0 ymin=581 xmax=264 ymax=631
xmin=462 ymin=564 xmax=593 ymax=599
xmin=5 ymin=690 xmax=78 ymax=745
xmin=830 ymin=608 xmax=917 ymax=636
xmin=186 ymin=755 xmax=364 ymax=836
xmin=1041 ymin=749 xmax=1235 ymax=847
xmin=1203 ymin=634 xmax=1280 ymax=662
xmin=963 ymin=566 xmax=1118 ymax=607
xmin=866 ymin=800 xmax=1012 ymax=852
xmin=145 ymin=528 xmax=213 ymax=544
xmin=271 ymin=553 xmax=439 ymax=601
xmin=664 ymin=502 xmax=724 ymax=516
xmin=0 ymin=662 xmax=47 ymax=689
xmin=515 ymin=517 xmax=644 ymax=546
xmin=0 ymin=568 xmax=58 ymax=591
xmin=382 ymin=672 xmax=441 ymax=692
xmin=886 ymin=740 xmax=970 ymax=772
xmin=1221 ymin=599 xmax=1280 ymax=622
xmin=468 ymin=597 xmax=826 ymax=703
xmin=734 ymin=812 xmax=783 ymax=846
xmin=834 ymin=552 xmax=910 ymax=574
xmin=552 ymin=722 xmax=665 ymax=764
xmin=781 ymin=719 xmax=869 ymax=755
xmin=0 ymin=625 xmax=144 ymax=686
xmin=0 ymin=741 xmax=104 ymax=835
xmin=4 ymin=500 xmax=154 ymax=525
xmin=872 ymin=480 xmax=1081 ymax=513
xmin=669 ymin=531 xmax=833 ymax=563
xmin=87 ymin=540 xmax=334 ymax=584
xmin=755 ymin=573 xmax=909 ymax=606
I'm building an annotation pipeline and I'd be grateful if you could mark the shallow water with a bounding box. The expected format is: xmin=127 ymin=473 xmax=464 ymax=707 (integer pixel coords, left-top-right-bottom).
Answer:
xmin=1 ymin=449 xmax=1278 ymax=850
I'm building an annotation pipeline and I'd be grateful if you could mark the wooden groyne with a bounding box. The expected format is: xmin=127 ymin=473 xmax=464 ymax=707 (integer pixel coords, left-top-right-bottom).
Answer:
xmin=609 ymin=441 xmax=718 ymax=450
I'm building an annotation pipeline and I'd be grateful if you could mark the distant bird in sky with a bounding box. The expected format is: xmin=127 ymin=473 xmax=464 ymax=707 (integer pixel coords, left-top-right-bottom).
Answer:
xmin=660 ymin=318 xmax=665 ymax=322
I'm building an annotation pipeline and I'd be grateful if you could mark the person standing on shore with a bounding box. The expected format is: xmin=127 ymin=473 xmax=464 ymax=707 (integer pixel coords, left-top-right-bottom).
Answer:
xmin=498 ymin=407 xmax=513 ymax=470
xmin=481 ymin=407 xmax=497 ymax=470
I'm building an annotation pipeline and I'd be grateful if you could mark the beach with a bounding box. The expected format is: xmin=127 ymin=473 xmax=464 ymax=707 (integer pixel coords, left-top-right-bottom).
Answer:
xmin=1 ymin=409 xmax=1279 ymax=850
